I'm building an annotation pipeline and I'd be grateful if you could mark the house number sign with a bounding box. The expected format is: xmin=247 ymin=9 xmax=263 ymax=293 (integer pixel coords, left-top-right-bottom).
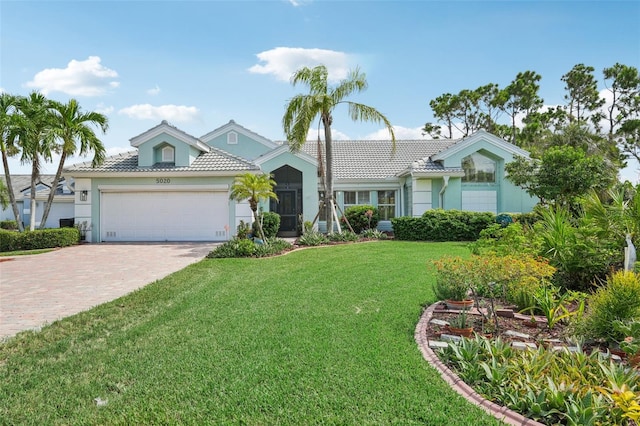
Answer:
xmin=156 ymin=178 xmax=171 ymax=184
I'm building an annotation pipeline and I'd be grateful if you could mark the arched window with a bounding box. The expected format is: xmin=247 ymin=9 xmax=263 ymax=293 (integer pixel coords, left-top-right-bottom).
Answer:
xmin=462 ymin=152 xmax=496 ymax=183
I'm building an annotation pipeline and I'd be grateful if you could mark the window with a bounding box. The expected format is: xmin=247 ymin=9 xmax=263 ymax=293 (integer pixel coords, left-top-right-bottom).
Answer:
xmin=377 ymin=190 xmax=396 ymax=220
xmin=162 ymin=146 xmax=175 ymax=162
xmin=462 ymin=152 xmax=496 ymax=183
xmin=227 ymin=132 xmax=238 ymax=144
xmin=343 ymin=191 xmax=370 ymax=207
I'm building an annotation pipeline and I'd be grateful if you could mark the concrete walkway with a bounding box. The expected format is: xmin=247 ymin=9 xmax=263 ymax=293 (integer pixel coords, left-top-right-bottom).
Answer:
xmin=0 ymin=243 xmax=216 ymax=340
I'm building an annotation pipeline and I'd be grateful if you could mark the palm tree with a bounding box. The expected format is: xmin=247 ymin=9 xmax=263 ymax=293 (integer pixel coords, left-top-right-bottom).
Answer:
xmin=11 ymin=92 xmax=57 ymax=230
xmin=40 ymin=99 xmax=108 ymax=228
xmin=282 ymin=65 xmax=395 ymax=233
xmin=0 ymin=92 xmax=24 ymax=231
xmin=229 ymin=173 xmax=278 ymax=243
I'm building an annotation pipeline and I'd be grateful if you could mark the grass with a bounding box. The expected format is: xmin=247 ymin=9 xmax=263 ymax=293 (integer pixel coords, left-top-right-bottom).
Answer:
xmin=0 ymin=241 xmax=502 ymax=425
xmin=0 ymin=248 xmax=54 ymax=256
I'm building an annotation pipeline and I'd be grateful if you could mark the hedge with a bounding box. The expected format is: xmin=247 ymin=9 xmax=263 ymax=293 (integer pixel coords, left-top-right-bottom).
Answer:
xmin=0 ymin=228 xmax=79 ymax=252
xmin=391 ymin=209 xmax=495 ymax=241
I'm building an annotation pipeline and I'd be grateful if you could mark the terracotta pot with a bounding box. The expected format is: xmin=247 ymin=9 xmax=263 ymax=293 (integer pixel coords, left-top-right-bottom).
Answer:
xmin=523 ymin=319 xmax=538 ymax=328
xmin=445 ymin=299 xmax=474 ymax=310
xmin=448 ymin=326 xmax=474 ymax=338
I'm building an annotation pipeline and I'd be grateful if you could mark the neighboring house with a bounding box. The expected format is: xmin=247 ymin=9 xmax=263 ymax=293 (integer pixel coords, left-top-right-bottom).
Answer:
xmin=60 ymin=120 xmax=537 ymax=243
xmin=0 ymin=175 xmax=75 ymax=228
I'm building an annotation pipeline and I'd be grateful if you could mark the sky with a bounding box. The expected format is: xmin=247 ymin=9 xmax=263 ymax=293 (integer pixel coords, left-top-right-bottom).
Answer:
xmin=1 ymin=0 xmax=639 ymax=183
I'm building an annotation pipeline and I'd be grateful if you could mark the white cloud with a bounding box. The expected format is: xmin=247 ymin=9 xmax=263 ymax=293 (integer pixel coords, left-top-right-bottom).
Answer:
xmin=118 ymin=104 xmax=200 ymax=122
xmin=25 ymin=56 xmax=119 ymax=97
xmin=306 ymin=127 xmax=350 ymax=141
xmin=147 ymin=85 xmax=161 ymax=96
xmin=95 ymin=103 xmax=114 ymax=115
xmin=364 ymin=126 xmax=425 ymax=140
xmin=248 ymin=47 xmax=353 ymax=82
xmin=287 ymin=0 xmax=312 ymax=6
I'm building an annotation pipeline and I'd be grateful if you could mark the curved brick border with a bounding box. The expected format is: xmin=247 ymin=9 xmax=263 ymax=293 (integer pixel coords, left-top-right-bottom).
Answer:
xmin=415 ymin=302 xmax=545 ymax=426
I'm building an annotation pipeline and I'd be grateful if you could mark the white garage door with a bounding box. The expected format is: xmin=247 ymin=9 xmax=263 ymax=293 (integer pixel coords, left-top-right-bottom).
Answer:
xmin=101 ymin=191 xmax=228 ymax=242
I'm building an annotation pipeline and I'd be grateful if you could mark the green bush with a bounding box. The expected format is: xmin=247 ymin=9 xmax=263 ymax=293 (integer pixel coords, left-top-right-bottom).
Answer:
xmin=578 ymin=271 xmax=640 ymax=344
xmin=297 ymin=231 xmax=329 ymax=246
xmin=253 ymin=211 xmax=281 ymax=239
xmin=341 ymin=205 xmax=379 ymax=233
xmin=0 ymin=228 xmax=79 ymax=252
xmin=468 ymin=223 xmax=541 ymax=256
xmin=391 ymin=209 xmax=494 ymax=241
xmin=0 ymin=220 xmax=18 ymax=230
xmin=360 ymin=228 xmax=388 ymax=240
xmin=207 ymin=237 xmax=292 ymax=258
xmin=327 ymin=231 xmax=359 ymax=242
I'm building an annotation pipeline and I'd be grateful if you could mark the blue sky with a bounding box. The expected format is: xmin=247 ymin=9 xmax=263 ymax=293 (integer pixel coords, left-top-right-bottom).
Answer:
xmin=1 ymin=0 xmax=639 ymax=182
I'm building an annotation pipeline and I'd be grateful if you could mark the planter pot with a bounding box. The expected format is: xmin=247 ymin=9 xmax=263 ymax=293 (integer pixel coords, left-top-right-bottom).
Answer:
xmin=523 ymin=319 xmax=538 ymax=329
xmin=447 ymin=326 xmax=474 ymax=338
xmin=630 ymin=353 xmax=640 ymax=368
xmin=445 ymin=299 xmax=474 ymax=310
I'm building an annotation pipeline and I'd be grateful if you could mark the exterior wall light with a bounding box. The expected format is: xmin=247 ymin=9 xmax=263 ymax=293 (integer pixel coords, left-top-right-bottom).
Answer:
xmin=80 ymin=190 xmax=88 ymax=202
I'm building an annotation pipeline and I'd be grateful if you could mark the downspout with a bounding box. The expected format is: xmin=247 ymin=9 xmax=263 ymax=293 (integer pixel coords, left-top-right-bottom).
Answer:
xmin=439 ymin=176 xmax=450 ymax=209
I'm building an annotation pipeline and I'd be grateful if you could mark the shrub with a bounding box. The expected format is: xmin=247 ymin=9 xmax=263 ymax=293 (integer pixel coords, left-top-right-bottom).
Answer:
xmin=468 ymin=223 xmax=541 ymax=257
xmin=578 ymin=271 xmax=640 ymax=344
xmin=327 ymin=231 xmax=359 ymax=242
xmin=252 ymin=212 xmax=281 ymax=239
xmin=0 ymin=228 xmax=79 ymax=252
xmin=341 ymin=205 xmax=379 ymax=234
xmin=360 ymin=228 xmax=387 ymax=240
xmin=236 ymin=220 xmax=251 ymax=239
xmin=392 ymin=209 xmax=494 ymax=241
xmin=0 ymin=220 xmax=18 ymax=230
xmin=253 ymin=238 xmax=293 ymax=258
xmin=432 ymin=256 xmax=473 ymax=301
xmin=297 ymin=231 xmax=329 ymax=246
xmin=207 ymin=238 xmax=257 ymax=258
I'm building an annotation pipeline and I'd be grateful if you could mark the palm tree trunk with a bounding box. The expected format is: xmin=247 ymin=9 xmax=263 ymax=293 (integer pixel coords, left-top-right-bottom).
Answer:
xmin=39 ymin=152 xmax=66 ymax=229
xmin=1 ymin=151 xmax=24 ymax=231
xmin=323 ymin=117 xmax=334 ymax=234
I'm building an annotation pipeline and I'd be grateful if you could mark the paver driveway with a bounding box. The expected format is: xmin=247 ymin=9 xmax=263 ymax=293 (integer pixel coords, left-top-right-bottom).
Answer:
xmin=0 ymin=243 xmax=216 ymax=340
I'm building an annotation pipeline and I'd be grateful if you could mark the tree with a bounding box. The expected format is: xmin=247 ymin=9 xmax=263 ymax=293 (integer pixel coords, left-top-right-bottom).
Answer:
xmin=0 ymin=92 xmax=24 ymax=231
xmin=283 ymin=65 xmax=395 ymax=233
xmin=497 ymin=71 xmax=544 ymax=144
xmin=10 ymin=92 xmax=56 ymax=231
xmin=561 ymin=63 xmax=605 ymax=128
xmin=229 ymin=172 xmax=278 ymax=243
xmin=40 ymin=99 xmax=108 ymax=229
xmin=602 ymin=63 xmax=640 ymax=138
xmin=506 ymin=145 xmax=611 ymax=208
xmin=0 ymin=178 xmax=9 ymax=210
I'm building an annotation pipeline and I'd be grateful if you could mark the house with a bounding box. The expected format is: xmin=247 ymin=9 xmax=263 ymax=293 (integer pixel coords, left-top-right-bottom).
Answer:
xmin=58 ymin=120 xmax=537 ymax=242
xmin=0 ymin=175 xmax=75 ymax=228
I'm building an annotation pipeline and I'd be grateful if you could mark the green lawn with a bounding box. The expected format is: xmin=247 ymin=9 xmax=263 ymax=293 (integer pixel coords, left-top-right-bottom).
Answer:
xmin=0 ymin=241 xmax=502 ymax=425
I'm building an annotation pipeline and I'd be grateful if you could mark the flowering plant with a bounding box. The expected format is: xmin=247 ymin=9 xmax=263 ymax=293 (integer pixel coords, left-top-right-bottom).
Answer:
xmin=614 ymin=320 xmax=640 ymax=357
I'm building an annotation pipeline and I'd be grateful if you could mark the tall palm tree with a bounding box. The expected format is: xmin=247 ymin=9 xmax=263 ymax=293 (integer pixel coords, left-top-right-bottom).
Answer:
xmin=40 ymin=99 xmax=108 ymax=228
xmin=282 ymin=65 xmax=395 ymax=233
xmin=11 ymin=92 xmax=56 ymax=230
xmin=229 ymin=173 xmax=278 ymax=242
xmin=0 ymin=92 xmax=24 ymax=231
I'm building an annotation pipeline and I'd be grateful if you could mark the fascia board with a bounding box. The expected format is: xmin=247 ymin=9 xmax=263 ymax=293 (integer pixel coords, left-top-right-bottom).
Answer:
xmin=432 ymin=130 xmax=530 ymax=162
xmin=63 ymin=170 xmax=252 ymax=179
xmin=254 ymin=145 xmax=318 ymax=166
xmin=130 ymin=124 xmax=210 ymax=152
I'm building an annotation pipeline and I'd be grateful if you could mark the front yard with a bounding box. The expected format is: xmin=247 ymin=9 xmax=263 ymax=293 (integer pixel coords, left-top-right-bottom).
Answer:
xmin=0 ymin=241 xmax=502 ymax=425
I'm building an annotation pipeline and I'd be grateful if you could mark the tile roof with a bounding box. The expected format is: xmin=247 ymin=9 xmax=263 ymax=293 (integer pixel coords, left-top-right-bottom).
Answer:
xmin=300 ymin=139 xmax=462 ymax=179
xmin=64 ymin=148 xmax=259 ymax=173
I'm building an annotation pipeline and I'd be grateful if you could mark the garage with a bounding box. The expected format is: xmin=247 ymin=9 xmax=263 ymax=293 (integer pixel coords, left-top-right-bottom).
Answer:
xmin=100 ymin=188 xmax=229 ymax=242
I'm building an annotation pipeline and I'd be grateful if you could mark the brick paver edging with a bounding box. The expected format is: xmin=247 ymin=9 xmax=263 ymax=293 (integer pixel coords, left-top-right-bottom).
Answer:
xmin=414 ymin=302 xmax=545 ymax=426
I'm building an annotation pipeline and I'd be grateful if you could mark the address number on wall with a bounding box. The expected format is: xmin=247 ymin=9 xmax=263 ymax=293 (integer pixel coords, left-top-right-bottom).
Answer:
xmin=156 ymin=178 xmax=171 ymax=184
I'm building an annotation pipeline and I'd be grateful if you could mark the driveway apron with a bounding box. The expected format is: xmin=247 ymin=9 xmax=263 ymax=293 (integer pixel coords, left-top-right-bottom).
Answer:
xmin=0 ymin=243 xmax=215 ymax=340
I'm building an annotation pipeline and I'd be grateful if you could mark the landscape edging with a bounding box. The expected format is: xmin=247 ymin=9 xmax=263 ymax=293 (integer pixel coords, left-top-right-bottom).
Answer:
xmin=414 ymin=302 xmax=545 ymax=426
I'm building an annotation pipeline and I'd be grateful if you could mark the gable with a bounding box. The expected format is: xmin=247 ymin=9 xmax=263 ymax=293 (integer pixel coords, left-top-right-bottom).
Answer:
xmin=200 ymin=120 xmax=278 ymax=161
xmin=130 ymin=121 xmax=210 ymax=167
xmin=432 ymin=130 xmax=530 ymax=168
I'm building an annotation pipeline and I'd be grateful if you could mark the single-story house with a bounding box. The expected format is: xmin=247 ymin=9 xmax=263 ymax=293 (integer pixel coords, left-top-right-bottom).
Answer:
xmin=0 ymin=175 xmax=75 ymax=228
xmin=48 ymin=120 xmax=536 ymax=242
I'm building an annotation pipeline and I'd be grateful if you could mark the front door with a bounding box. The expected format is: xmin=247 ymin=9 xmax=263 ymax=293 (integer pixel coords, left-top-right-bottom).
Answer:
xmin=274 ymin=190 xmax=298 ymax=236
